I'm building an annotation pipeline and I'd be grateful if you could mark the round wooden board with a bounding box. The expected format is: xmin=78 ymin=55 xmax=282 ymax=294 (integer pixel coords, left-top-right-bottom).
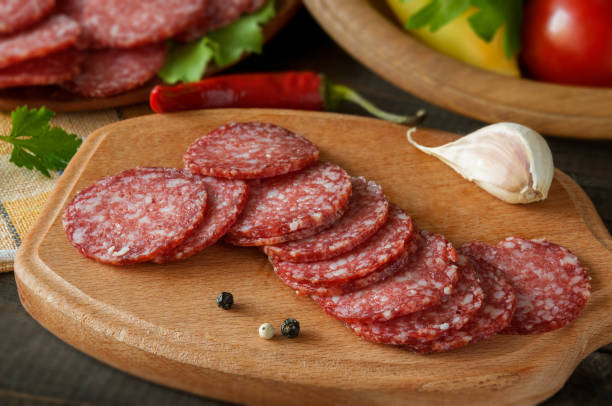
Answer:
xmin=0 ymin=0 xmax=301 ymax=113
xmin=303 ymin=0 xmax=612 ymax=140
xmin=14 ymin=109 xmax=612 ymax=405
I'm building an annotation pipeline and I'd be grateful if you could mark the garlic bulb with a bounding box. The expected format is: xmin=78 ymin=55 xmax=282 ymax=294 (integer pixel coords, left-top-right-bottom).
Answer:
xmin=407 ymin=123 xmax=554 ymax=204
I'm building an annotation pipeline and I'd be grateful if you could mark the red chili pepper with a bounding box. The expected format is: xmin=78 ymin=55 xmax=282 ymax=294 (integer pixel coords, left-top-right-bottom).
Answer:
xmin=150 ymin=71 xmax=426 ymax=125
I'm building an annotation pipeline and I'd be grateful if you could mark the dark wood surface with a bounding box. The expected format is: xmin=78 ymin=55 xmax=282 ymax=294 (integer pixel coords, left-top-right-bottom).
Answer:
xmin=1 ymin=8 xmax=610 ymax=406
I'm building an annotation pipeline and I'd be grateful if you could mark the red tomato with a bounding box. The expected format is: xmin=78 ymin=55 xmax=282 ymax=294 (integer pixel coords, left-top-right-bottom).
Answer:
xmin=521 ymin=0 xmax=612 ymax=87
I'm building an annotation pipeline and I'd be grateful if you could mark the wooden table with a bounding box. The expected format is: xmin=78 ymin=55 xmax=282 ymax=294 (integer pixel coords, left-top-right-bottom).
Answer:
xmin=1 ymin=9 xmax=610 ymax=405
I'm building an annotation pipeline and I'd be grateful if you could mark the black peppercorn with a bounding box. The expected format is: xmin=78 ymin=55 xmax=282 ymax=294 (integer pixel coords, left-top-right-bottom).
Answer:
xmin=216 ymin=292 xmax=233 ymax=310
xmin=280 ymin=318 xmax=300 ymax=338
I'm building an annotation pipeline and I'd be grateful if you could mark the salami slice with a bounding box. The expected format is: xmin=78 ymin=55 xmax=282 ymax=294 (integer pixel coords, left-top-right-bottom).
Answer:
xmin=64 ymin=44 xmax=166 ymax=98
xmin=227 ymin=161 xmax=351 ymax=241
xmin=263 ymin=177 xmax=389 ymax=262
xmin=314 ymin=231 xmax=458 ymax=322
xmin=55 ymin=0 xmax=85 ymax=20
xmin=274 ymin=235 xmax=419 ymax=297
xmin=459 ymin=241 xmax=497 ymax=264
xmin=403 ymin=248 xmax=517 ymax=354
xmin=177 ymin=0 xmax=252 ymax=41
xmin=0 ymin=0 xmax=55 ymax=35
xmin=247 ymin=0 xmax=267 ymax=13
xmin=491 ymin=237 xmax=591 ymax=334
xmin=55 ymin=0 xmax=94 ymax=49
xmin=83 ymin=0 xmax=206 ymax=48
xmin=348 ymin=256 xmax=484 ymax=344
xmin=0 ymin=49 xmax=83 ymax=89
xmin=225 ymin=208 xmax=344 ymax=247
xmin=153 ymin=176 xmax=248 ymax=263
xmin=63 ymin=167 xmax=207 ymax=265
xmin=185 ymin=122 xmax=319 ymax=180
xmin=0 ymin=14 xmax=80 ymax=69
xmin=272 ymin=206 xmax=415 ymax=287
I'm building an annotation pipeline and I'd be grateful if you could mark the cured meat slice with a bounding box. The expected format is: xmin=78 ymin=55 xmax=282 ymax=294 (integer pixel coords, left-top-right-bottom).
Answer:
xmin=153 ymin=176 xmax=248 ymax=263
xmin=64 ymin=44 xmax=166 ymax=98
xmin=314 ymin=231 xmax=458 ymax=322
xmin=459 ymin=246 xmax=517 ymax=338
xmin=83 ymin=0 xmax=206 ymax=48
xmin=225 ymin=208 xmax=344 ymax=247
xmin=227 ymin=161 xmax=351 ymax=240
xmin=247 ymin=0 xmax=267 ymax=13
xmin=0 ymin=14 xmax=80 ymax=69
xmin=348 ymin=256 xmax=484 ymax=344
xmin=55 ymin=0 xmax=85 ymax=19
xmin=184 ymin=122 xmax=319 ymax=180
xmin=178 ymin=0 xmax=252 ymax=41
xmin=0 ymin=0 xmax=55 ymax=35
xmin=403 ymin=249 xmax=517 ymax=353
xmin=63 ymin=167 xmax=207 ymax=265
xmin=490 ymin=237 xmax=590 ymax=334
xmin=0 ymin=49 xmax=83 ymax=89
xmin=274 ymin=236 xmax=419 ymax=297
xmin=55 ymin=0 xmax=94 ymax=49
xmin=264 ymin=177 xmax=389 ymax=262
xmin=200 ymin=0 xmax=250 ymax=31
xmin=460 ymin=241 xmax=497 ymax=263
xmin=272 ymin=206 xmax=415 ymax=287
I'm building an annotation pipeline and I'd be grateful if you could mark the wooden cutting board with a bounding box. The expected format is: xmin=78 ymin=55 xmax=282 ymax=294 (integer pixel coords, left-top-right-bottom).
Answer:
xmin=303 ymin=0 xmax=612 ymax=140
xmin=14 ymin=109 xmax=612 ymax=405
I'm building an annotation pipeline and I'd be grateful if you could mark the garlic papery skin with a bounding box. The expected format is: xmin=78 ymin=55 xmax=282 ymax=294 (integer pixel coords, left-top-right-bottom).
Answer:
xmin=406 ymin=123 xmax=554 ymax=204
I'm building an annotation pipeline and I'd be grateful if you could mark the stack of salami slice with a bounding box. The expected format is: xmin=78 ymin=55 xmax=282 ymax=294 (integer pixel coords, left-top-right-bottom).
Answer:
xmin=0 ymin=0 xmax=265 ymax=97
xmin=63 ymin=121 xmax=591 ymax=353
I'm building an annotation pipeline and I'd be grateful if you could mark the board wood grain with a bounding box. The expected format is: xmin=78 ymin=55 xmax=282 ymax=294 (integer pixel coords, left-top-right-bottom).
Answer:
xmin=14 ymin=109 xmax=612 ymax=405
xmin=303 ymin=0 xmax=612 ymax=140
xmin=0 ymin=0 xmax=301 ymax=113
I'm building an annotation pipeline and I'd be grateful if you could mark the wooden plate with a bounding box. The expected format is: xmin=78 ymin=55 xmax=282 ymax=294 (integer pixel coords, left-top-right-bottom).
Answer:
xmin=14 ymin=110 xmax=612 ymax=405
xmin=0 ymin=0 xmax=301 ymax=113
xmin=303 ymin=0 xmax=612 ymax=140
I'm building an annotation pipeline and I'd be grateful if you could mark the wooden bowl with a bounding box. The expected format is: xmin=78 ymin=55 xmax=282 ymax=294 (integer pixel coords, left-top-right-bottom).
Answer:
xmin=303 ymin=0 xmax=612 ymax=140
xmin=0 ymin=0 xmax=301 ymax=112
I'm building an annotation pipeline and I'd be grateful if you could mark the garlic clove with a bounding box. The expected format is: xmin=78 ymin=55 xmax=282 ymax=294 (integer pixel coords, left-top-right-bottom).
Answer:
xmin=407 ymin=123 xmax=554 ymax=204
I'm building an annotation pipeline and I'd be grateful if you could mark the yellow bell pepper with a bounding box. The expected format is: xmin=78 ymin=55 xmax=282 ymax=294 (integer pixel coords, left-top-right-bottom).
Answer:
xmin=387 ymin=0 xmax=520 ymax=77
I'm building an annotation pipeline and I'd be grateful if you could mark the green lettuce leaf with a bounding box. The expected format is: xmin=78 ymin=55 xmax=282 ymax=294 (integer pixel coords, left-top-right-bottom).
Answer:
xmin=158 ymin=0 xmax=276 ymax=84
xmin=158 ymin=38 xmax=217 ymax=84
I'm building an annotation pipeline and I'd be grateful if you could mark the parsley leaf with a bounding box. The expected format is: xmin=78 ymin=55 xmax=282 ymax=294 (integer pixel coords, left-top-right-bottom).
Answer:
xmin=468 ymin=0 xmax=523 ymax=59
xmin=158 ymin=0 xmax=276 ymax=84
xmin=404 ymin=0 xmax=523 ymax=59
xmin=405 ymin=0 xmax=471 ymax=32
xmin=0 ymin=106 xmax=81 ymax=177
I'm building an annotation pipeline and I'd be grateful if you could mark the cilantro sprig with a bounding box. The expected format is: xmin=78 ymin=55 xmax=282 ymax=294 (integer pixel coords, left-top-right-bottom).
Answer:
xmin=158 ymin=0 xmax=276 ymax=84
xmin=404 ymin=0 xmax=524 ymax=59
xmin=0 ymin=106 xmax=81 ymax=177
